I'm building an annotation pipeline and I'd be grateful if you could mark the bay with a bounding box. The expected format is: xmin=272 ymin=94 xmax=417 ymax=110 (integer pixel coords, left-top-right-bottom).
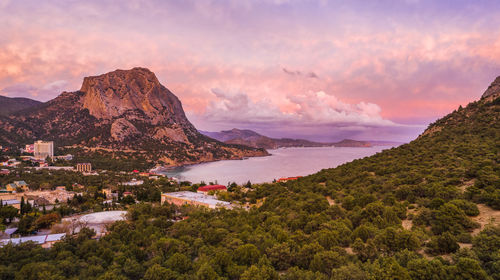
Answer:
xmin=160 ymin=146 xmax=393 ymax=185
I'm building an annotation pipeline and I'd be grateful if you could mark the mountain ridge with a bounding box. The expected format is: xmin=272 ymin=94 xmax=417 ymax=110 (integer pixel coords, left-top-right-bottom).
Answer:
xmin=0 ymin=95 xmax=42 ymax=116
xmin=200 ymin=128 xmax=373 ymax=149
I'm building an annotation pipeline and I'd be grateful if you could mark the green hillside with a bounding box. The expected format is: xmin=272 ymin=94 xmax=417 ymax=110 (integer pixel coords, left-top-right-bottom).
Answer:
xmin=0 ymin=88 xmax=498 ymax=279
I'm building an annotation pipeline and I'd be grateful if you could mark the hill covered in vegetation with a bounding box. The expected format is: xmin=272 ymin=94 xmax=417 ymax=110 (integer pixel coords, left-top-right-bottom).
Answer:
xmin=0 ymin=79 xmax=498 ymax=279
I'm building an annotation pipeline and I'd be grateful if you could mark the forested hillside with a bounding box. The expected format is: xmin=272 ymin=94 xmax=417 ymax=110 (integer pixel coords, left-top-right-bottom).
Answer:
xmin=0 ymin=87 xmax=498 ymax=279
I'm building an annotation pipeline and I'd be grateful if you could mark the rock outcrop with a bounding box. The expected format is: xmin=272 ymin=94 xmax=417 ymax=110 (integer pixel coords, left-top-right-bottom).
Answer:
xmin=110 ymin=118 xmax=141 ymax=141
xmin=482 ymin=76 xmax=500 ymax=99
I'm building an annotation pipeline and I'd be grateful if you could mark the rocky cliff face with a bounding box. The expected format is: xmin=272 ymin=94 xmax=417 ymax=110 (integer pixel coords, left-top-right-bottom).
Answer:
xmin=80 ymin=67 xmax=197 ymax=143
xmin=482 ymin=76 xmax=500 ymax=99
xmin=0 ymin=67 xmax=268 ymax=167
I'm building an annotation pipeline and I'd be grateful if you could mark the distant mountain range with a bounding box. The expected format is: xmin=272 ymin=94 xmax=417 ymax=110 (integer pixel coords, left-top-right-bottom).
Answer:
xmin=0 ymin=68 xmax=268 ymax=168
xmin=200 ymin=128 xmax=374 ymax=149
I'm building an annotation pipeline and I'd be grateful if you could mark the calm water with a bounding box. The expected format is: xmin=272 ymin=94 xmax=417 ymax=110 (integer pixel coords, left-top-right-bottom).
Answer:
xmin=160 ymin=146 xmax=392 ymax=185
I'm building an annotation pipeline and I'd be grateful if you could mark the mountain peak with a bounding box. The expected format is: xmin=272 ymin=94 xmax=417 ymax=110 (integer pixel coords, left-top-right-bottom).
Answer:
xmin=482 ymin=76 xmax=500 ymax=99
xmin=80 ymin=67 xmax=160 ymax=98
xmin=79 ymin=67 xmax=189 ymax=126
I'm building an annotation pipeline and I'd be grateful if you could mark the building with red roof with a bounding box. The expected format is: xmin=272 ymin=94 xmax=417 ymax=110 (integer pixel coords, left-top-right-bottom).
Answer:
xmin=197 ymin=185 xmax=227 ymax=193
xmin=277 ymin=176 xmax=303 ymax=183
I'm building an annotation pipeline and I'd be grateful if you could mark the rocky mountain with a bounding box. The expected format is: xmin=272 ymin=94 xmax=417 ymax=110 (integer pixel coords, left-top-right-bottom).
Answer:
xmin=0 ymin=95 xmax=42 ymax=116
xmin=482 ymin=76 xmax=500 ymax=99
xmin=200 ymin=128 xmax=372 ymax=149
xmin=0 ymin=68 xmax=268 ymax=168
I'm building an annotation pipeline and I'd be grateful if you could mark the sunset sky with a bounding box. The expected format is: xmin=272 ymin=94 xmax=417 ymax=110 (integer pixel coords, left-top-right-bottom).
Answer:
xmin=1 ymin=0 xmax=500 ymax=141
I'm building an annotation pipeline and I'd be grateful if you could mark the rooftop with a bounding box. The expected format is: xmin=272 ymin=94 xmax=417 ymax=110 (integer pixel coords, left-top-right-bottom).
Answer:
xmin=2 ymin=199 xmax=20 ymax=205
xmin=4 ymin=228 xmax=17 ymax=235
xmin=163 ymin=191 xmax=231 ymax=207
xmin=197 ymin=185 xmax=227 ymax=192
xmin=77 ymin=211 xmax=128 ymax=224
xmin=0 ymin=233 xmax=65 ymax=247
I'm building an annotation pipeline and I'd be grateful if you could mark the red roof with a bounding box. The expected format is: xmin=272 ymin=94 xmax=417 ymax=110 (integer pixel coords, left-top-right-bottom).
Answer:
xmin=277 ymin=176 xmax=302 ymax=182
xmin=197 ymin=185 xmax=227 ymax=192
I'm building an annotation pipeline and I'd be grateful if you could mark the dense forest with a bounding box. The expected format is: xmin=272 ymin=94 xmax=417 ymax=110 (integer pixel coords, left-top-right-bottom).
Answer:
xmin=0 ymin=94 xmax=498 ymax=279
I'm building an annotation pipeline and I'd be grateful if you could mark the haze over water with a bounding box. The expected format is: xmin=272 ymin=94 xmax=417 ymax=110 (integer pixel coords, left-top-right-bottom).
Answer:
xmin=162 ymin=146 xmax=392 ymax=184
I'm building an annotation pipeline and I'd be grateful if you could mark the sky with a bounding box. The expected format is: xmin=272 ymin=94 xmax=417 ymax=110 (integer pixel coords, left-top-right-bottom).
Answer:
xmin=1 ymin=0 xmax=500 ymax=142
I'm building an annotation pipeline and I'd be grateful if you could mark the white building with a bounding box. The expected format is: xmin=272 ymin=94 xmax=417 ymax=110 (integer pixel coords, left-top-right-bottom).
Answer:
xmin=34 ymin=141 xmax=54 ymax=160
xmin=121 ymin=179 xmax=144 ymax=186
xmin=161 ymin=191 xmax=232 ymax=209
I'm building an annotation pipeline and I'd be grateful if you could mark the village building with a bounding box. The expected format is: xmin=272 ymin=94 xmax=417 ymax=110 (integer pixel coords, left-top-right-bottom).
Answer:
xmin=0 ymin=233 xmax=66 ymax=248
xmin=54 ymin=154 xmax=73 ymax=161
xmin=161 ymin=191 xmax=231 ymax=209
xmin=1 ymin=199 xmax=21 ymax=209
xmin=34 ymin=140 xmax=54 ymax=160
xmin=24 ymin=144 xmax=34 ymax=153
xmin=5 ymin=181 xmax=28 ymax=192
xmin=34 ymin=166 xmax=74 ymax=171
xmin=121 ymin=179 xmax=144 ymax=186
xmin=23 ymin=188 xmax=75 ymax=205
xmin=76 ymin=163 xmax=92 ymax=173
xmin=277 ymin=176 xmax=303 ymax=183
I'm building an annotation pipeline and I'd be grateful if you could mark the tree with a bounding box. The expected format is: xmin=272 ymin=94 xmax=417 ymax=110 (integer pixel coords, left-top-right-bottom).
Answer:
xmin=407 ymin=258 xmax=448 ymax=280
xmin=296 ymin=242 xmax=323 ymax=269
xmin=366 ymin=257 xmax=411 ymax=280
xmin=331 ymin=264 xmax=368 ymax=280
xmin=33 ymin=213 xmax=61 ymax=230
xmin=196 ymin=263 xmax=218 ymax=280
xmin=454 ymin=258 xmax=489 ymax=280
xmin=165 ymin=253 xmax=191 ymax=274
xmin=430 ymin=203 xmax=476 ymax=234
xmin=310 ymin=250 xmax=346 ymax=275
xmin=266 ymin=243 xmax=293 ymax=270
xmin=15 ymin=262 xmax=65 ymax=280
xmin=144 ymin=265 xmax=177 ymax=280
xmin=426 ymin=232 xmax=459 ymax=255
xmin=121 ymin=195 xmax=135 ymax=205
xmin=234 ymin=244 xmax=260 ymax=266
xmin=0 ymin=206 xmax=17 ymax=224
xmin=20 ymin=197 xmax=25 ymax=215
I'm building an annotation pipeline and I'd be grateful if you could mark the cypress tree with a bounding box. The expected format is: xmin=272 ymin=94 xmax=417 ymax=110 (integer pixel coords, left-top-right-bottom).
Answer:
xmin=20 ymin=197 xmax=25 ymax=215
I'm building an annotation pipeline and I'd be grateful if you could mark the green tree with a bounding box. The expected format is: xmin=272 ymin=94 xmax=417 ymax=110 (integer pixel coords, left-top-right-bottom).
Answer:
xmin=196 ymin=263 xmax=218 ymax=280
xmin=0 ymin=206 xmax=17 ymax=224
xmin=165 ymin=253 xmax=191 ymax=274
xmin=234 ymin=244 xmax=260 ymax=266
xmin=144 ymin=264 xmax=178 ymax=280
